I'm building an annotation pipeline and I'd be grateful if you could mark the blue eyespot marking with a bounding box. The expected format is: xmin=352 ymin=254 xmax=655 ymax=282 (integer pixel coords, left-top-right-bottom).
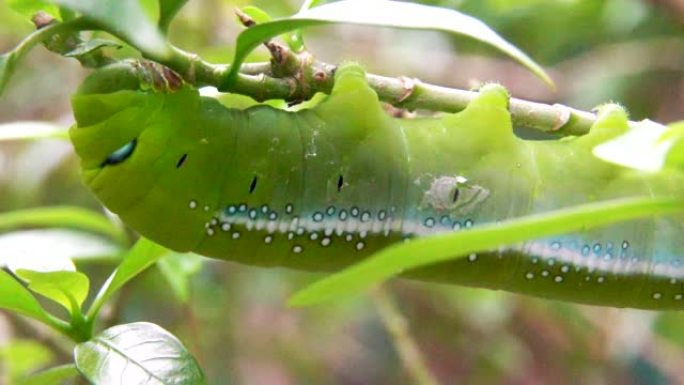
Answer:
xmin=102 ymin=139 xmax=137 ymax=166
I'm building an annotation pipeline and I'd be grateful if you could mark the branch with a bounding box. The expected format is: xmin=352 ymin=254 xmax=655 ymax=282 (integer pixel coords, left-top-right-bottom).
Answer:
xmin=38 ymin=19 xmax=608 ymax=136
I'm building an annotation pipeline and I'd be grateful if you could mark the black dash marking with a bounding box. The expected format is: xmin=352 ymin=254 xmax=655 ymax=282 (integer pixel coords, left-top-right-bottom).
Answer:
xmin=249 ymin=176 xmax=258 ymax=194
xmin=452 ymin=188 xmax=460 ymax=203
xmin=176 ymin=153 xmax=188 ymax=168
xmin=337 ymin=175 xmax=344 ymax=192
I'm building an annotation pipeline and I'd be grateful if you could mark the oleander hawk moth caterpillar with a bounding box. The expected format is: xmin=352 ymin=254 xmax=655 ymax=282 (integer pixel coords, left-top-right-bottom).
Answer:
xmin=70 ymin=61 xmax=684 ymax=310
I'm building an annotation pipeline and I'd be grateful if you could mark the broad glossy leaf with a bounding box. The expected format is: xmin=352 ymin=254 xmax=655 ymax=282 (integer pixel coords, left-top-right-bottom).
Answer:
xmin=16 ymin=270 xmax=89 ymax=314
xmin=0 ymin=206 xmax=128 ymax=245
xmin=74 ymin=322 xmax=206 ymax=385
xmin=289 ymin=197 xmax=684 ymax=306
xmin=223 ymin=0 xmax=552 ymax=89
xmin=22 ymin=364 xmax=80 ymax=385
xmin=55 ymin=0 xmax=170 ymax=59
xmin=0 ymin=270 xmax=51 ymax=324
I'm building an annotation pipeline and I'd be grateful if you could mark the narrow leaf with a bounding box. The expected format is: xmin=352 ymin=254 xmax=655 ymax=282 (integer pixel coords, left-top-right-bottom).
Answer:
xmin=16 ymin=270 xmax=89 ymax=314
xmin=0 ymin=270 xmax=52 ymax=324
xmin=289 ymin=197 xmax=684 ymax=306
xmin=0 ymin=206 xmax=128 ymax=246
xmin=0 ymin=340 xmax=54 ymax=381
xmin=55 ymin=0 xmax=171 ymax=59
xmin=63 ymin=38 xmax=121 ymax=57
xmin=74 ymin=322 xmax=206 ymax=385
xmin=87 ymin=238 xmax=168 ymax=318
xmin=222 ymin=0 xmax=552 ymax=90
xmin=22 ymin=364 xmax=80 ymax=385
xmin=159 ymin=0 xmax=188 ymax=33
xmin=0 ymin=121 xmax=68 ymax=141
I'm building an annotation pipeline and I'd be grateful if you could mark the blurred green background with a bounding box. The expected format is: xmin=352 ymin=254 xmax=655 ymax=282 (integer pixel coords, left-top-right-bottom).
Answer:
xmin=1 ymin=0 xmax=684 ymax=384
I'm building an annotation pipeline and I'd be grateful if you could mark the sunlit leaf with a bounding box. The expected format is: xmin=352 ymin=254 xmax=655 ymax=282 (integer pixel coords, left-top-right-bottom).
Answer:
xmin=159 ymin=0 xmax=188 ymax=33
xmin=222 ymin=0 xmax=552 ymax=90
xmin=54 ymin=0 xmax=171 ymax=59
xmin=16 ymin=270 xmax=89 ymax=315
xmin=22 ymin=364 xmax=80 ymax=385
xmin=0 ymin=121 xmax=68 ymax=141
xmin=0 ymin=206 xmax=128 ymax=246
xmin=75 ymin=322 xmax=206 ymax=385
xmin=0 ymin=270 xmax=52 ymax=324
xmin=289 ymin=197 xmax=684 ymax=306
xmin=0 ymin=229 xmax=119 ymax=273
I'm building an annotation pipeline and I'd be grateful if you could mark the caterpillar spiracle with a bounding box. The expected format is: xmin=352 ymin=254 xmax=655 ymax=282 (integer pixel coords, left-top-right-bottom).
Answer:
xmin=69 ymin=61 xmax=684 ymax=310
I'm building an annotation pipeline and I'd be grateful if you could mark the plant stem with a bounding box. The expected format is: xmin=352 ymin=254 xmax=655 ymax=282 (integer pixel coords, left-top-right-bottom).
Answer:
xmin=370 ymin=287 xmax=441 ymax=385
xmin=32 ymin=19 xmax=630 ymax=136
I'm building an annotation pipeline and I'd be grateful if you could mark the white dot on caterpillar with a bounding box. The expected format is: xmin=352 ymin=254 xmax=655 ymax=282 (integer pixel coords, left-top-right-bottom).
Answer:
xmin=206 ymin=228 xmax=215 ymax=236
xmin=541 ymin=270 xmax=549 ymax=277
xmin=355 ymin=242 xmax=365 ymax=251
xmin=622 ymin=240 xmax=629 ymax=249
xmin=359 ymin=231 xmax=368 ymax=239
xmin=264 ymin=235 xmax=273 ymax=244
xmin=232 ymin=232 xmax=240 ymax=240
xmin=361 ymin=211 xmax=371 ymax=222
xmin=351 ymin=207 xmax=360 ymax=217
xmin=210 ymin=218 xmax=218 ymax=226
xmin=670 ymin=278 xmax=678 ymax=285
xmin=287 ymin=232 xmax=294 ymax=240
xmin=203 ymin=205 xmax=210 ymax=212
xmin=221 ymin=223 xmax=231 ymax=232
xmin=525 ymin=272 xmax=534 ymax=280
xmin=653 ymin=292 xmax=662 ymax=300
xmin=676 ymin=294 xmax=683 ymax=301
xmin=188 ymin=200 xmax=198 ymax=209
xmin=554 ymin=276 xmax=563 ymax=283
xmin=345 ymin=234 xmax=353 ymax=242
xmin=310 ymin=233 xmax=319 ymax=241
xmin=293 ymin=245 xmax=303 ymax=254
xmin=324 ymin=228 xmax=333 ymax=236
xmin=312 ymin=212 xmax=324 ymax=222
xmin=561 ymin=265 xmax=570 ymax=273
xmin=285 ymin=204 xmax=294 ymax=214
xmin=261 ymin=205 xmax=269 ymax=214
xmin=296 ymin=227 xmax=305 ymax=235
xmin=321 ymin=238 xmax=331 ymax=247
xmin=597 ymin=276 xmax=605 ymax=284
xmin=468 ymin=254 xmax=477 ymax=262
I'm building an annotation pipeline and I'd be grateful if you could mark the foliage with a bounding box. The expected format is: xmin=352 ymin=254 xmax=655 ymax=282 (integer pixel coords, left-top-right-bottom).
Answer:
xmin=0 ymin=0 xmax=683 ymax=384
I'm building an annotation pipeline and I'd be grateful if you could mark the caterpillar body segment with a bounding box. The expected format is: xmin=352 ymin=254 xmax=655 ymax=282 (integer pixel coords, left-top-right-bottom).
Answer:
xmin=70 ymin=62 xmax=684 ymax=310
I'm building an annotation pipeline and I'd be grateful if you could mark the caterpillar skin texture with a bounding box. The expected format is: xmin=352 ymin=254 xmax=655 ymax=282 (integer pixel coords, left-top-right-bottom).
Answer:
xmin=70 ymin=64 xmax=684 ymax=310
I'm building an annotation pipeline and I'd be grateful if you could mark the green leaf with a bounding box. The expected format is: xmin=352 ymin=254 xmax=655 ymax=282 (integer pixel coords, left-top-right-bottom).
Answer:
xmin=159 ymin=0 xmax=188 ymax=33
xmin=289 ymin=197 xmax=684 ymax=307
xmin=16 ymin=270 xmax=90 ymax=315
xmin=0 ymin=206 xmax=128 ymax=246
xmin=0 ymin=270 xmax=52 ymax=324
xmin=87 ymin=238 xmax=169 ymax=319
xmin=6 ymin=0 xmax=61 ymax=21
xmin=157 ymin=253 xmax=203 ymax=303
xmin=222 ymin=0 xmax=553 ymax=90
xmin=0 ymin=229 xmax=119 ymax=272
xmin=22 ymin=364 xmax=80 ymax=385
xmin=0 ymin=340 xmax=54 ymax=382
xmin=63 ymin=38 xmax=121 ymax=57
xmin=54 ymin=0 xmax=171 ymax=59
xmin=0 ymin=121 xmax=68 ymax=141
xmin=74 ymin=322 xmax=206 ymax=385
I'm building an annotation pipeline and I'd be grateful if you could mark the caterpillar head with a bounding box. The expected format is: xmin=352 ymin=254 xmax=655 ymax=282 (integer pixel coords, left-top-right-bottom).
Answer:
xmin=70 ymin=61 xmax=221 ymax=251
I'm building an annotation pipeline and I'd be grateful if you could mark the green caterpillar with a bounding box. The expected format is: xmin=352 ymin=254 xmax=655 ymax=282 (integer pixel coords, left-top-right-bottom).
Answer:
xmin=70 ymin=61 xmax=684 ymax=310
